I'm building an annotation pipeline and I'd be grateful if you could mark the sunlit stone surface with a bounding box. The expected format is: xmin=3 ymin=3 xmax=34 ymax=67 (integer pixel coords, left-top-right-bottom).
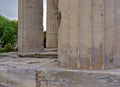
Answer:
xmin=6 ymin=0 xmax=120 ymax=87
xmin=18 ymin=0 xmax=44 ymax=52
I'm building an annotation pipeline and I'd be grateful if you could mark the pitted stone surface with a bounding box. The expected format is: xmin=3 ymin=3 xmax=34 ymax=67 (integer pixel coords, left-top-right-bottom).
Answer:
xmin=18 ymin=0 xmax=44 ymax=52
xmin=0 ymin=50 xmax=57 ymax=58
xmin=37 ymin=68 xmax=120 ymax=87
xmin=0 ymin=56 xmax=57 ymax=87
xmin=0 ymin=56 xmax=120 ymax=87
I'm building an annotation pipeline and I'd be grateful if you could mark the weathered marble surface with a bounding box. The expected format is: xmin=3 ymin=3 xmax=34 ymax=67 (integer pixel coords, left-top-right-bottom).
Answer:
xmin=0 ymin=57 xmax=57 ymax=87
xmin=46 ymin=0 xmax=59 ymax=48
xmin=18 ymin=0 xmax=44 ymax=52
xmin=0 ymin=48 xmax=57 ymax=58
xmin=58 ymin=0 xmax=120 ymax=70
xmin=38 ymin=67 xmax=120 ymax=87
xmin=0 ymin=56 xmax=120 ymax=87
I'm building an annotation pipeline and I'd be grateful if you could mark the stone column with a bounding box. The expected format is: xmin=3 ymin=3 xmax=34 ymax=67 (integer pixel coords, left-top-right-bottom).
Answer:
xmin=114 ymin=0 xmax=120 ymax=68
xmin=58 ymin=0 xmax=92 ymax=69
xmin=18 ymin=0 xmax=44 ymax=52
xmin=46 ymin=0 xmax=59 ymax=48
xmin=58 ymin=0 xmax=118 ymax=70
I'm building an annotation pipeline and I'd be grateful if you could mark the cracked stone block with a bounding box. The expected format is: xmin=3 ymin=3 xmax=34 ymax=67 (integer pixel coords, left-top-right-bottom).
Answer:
xmin=37 ymin=66 xmax=120 ymax=87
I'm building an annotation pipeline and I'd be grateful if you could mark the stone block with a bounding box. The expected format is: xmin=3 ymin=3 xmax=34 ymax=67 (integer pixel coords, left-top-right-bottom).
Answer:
xmin=37 ymin=65 xmax=120 ymax=87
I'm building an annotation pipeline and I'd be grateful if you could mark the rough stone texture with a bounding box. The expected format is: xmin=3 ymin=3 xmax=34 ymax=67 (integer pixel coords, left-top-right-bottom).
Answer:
xmin=104 ymin=0 xmax=114 ymax=69
xmin=91 ymin=0 xmax=104 ymax=69
xmin=58 ymin=0 xmax=120 ymax=70
xmin=114 ymin=0 xmax=120 ymax=68
xmin=18 ymin=51 xmax=57 ymax=58
xmin=58 ymin=0 xmax=71 ymax=68
xmin=37 ymin=67 xmax=120 ymax=87
xmin=0 ymin=48 xmax=57 ymax=58
xmin=18 ymin=0 xmax=44 ymax=52
xmin=46 ymin=0 xmax=59 ymax=48
xmin=58 ymin=0 xmax=92 ymax=69
xmin=0 ymin=57 xmax=57 ymax=87
xmin=0 ymin=56 xmax=120 ymax=87
xmin=12 ymin=0 xmax=120 ymax=86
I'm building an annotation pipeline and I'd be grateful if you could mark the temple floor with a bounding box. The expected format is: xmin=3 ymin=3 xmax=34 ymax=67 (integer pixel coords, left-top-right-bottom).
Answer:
xmin=0 ymin=52 xmax=120 ymax=87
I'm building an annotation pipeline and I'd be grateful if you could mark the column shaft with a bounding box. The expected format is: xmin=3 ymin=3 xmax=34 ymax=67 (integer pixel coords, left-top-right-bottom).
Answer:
xmin=104 ymin=0 xmax=115 ymax=69
xmin=115 ymin=0 xmax=120 ymax=68
xmin=18 ymin=0 xmax=44 ymax=52
xmin=91 ymin=0 xmax=104 ymax=69
xmin=58 ymin=0 xmax=120 ymax=70
xmin=46 ymin=0 xmax=59 ymax=48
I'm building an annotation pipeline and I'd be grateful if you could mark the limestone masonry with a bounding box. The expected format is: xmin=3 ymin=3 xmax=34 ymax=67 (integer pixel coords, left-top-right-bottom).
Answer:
xmin=1 ymin=52 xmax=120 ymax=87
xmin=1 ymin=0 xmax=120 ymax=87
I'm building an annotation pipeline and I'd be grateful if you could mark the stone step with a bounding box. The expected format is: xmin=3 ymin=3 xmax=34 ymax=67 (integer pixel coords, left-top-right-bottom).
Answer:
xmin=44 ymin=48 xmax=57 ymax=52
xmin=0 ymin=57 xmax=57 ymax=87
xmin=0 ymin=57 xmax=119 ymax=87
xmin=18 ymin=51 xmax=57 ymax=58
xmin=0 ymin=50 xmax=58 ymax=59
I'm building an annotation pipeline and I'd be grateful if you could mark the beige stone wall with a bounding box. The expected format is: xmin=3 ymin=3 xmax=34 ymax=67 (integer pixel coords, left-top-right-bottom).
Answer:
xmin=58 ymin=0 xmax=120 ymax=70
xmin=18 ymin=0 xmax=44 ymax=52
xmin=46 ymin=0 xmax=59 ymax=48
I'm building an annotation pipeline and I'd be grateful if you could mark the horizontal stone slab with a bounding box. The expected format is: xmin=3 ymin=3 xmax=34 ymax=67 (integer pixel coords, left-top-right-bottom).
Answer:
xmin=0 ymin=50 xmax=57 ymax=59
xmin=0 ymin=57 xmax=57 ymax=87
xmin=0 ymin=56 xmax=120 ymax=87
xmin=17 ymin=51 xmax=57 ymax=58
xmin=38 ymin=66 xmax=120 ymax=87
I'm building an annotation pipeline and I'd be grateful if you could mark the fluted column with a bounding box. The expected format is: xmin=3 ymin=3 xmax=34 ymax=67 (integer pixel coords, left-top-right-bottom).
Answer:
xmin=46 ymin=0 xmax=59 ymax=48
xmin=115 ymin=0 xmax=120 ymax=68
xmin=91 ymin=0 xmax=104 ymax=69
xmin=58 ymin=0 xmax=92 ymax=69
xmin=58 ymin=0 xmax=119 ymax=70
xmin=18 ymin=0 xmax=44 ymax=52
